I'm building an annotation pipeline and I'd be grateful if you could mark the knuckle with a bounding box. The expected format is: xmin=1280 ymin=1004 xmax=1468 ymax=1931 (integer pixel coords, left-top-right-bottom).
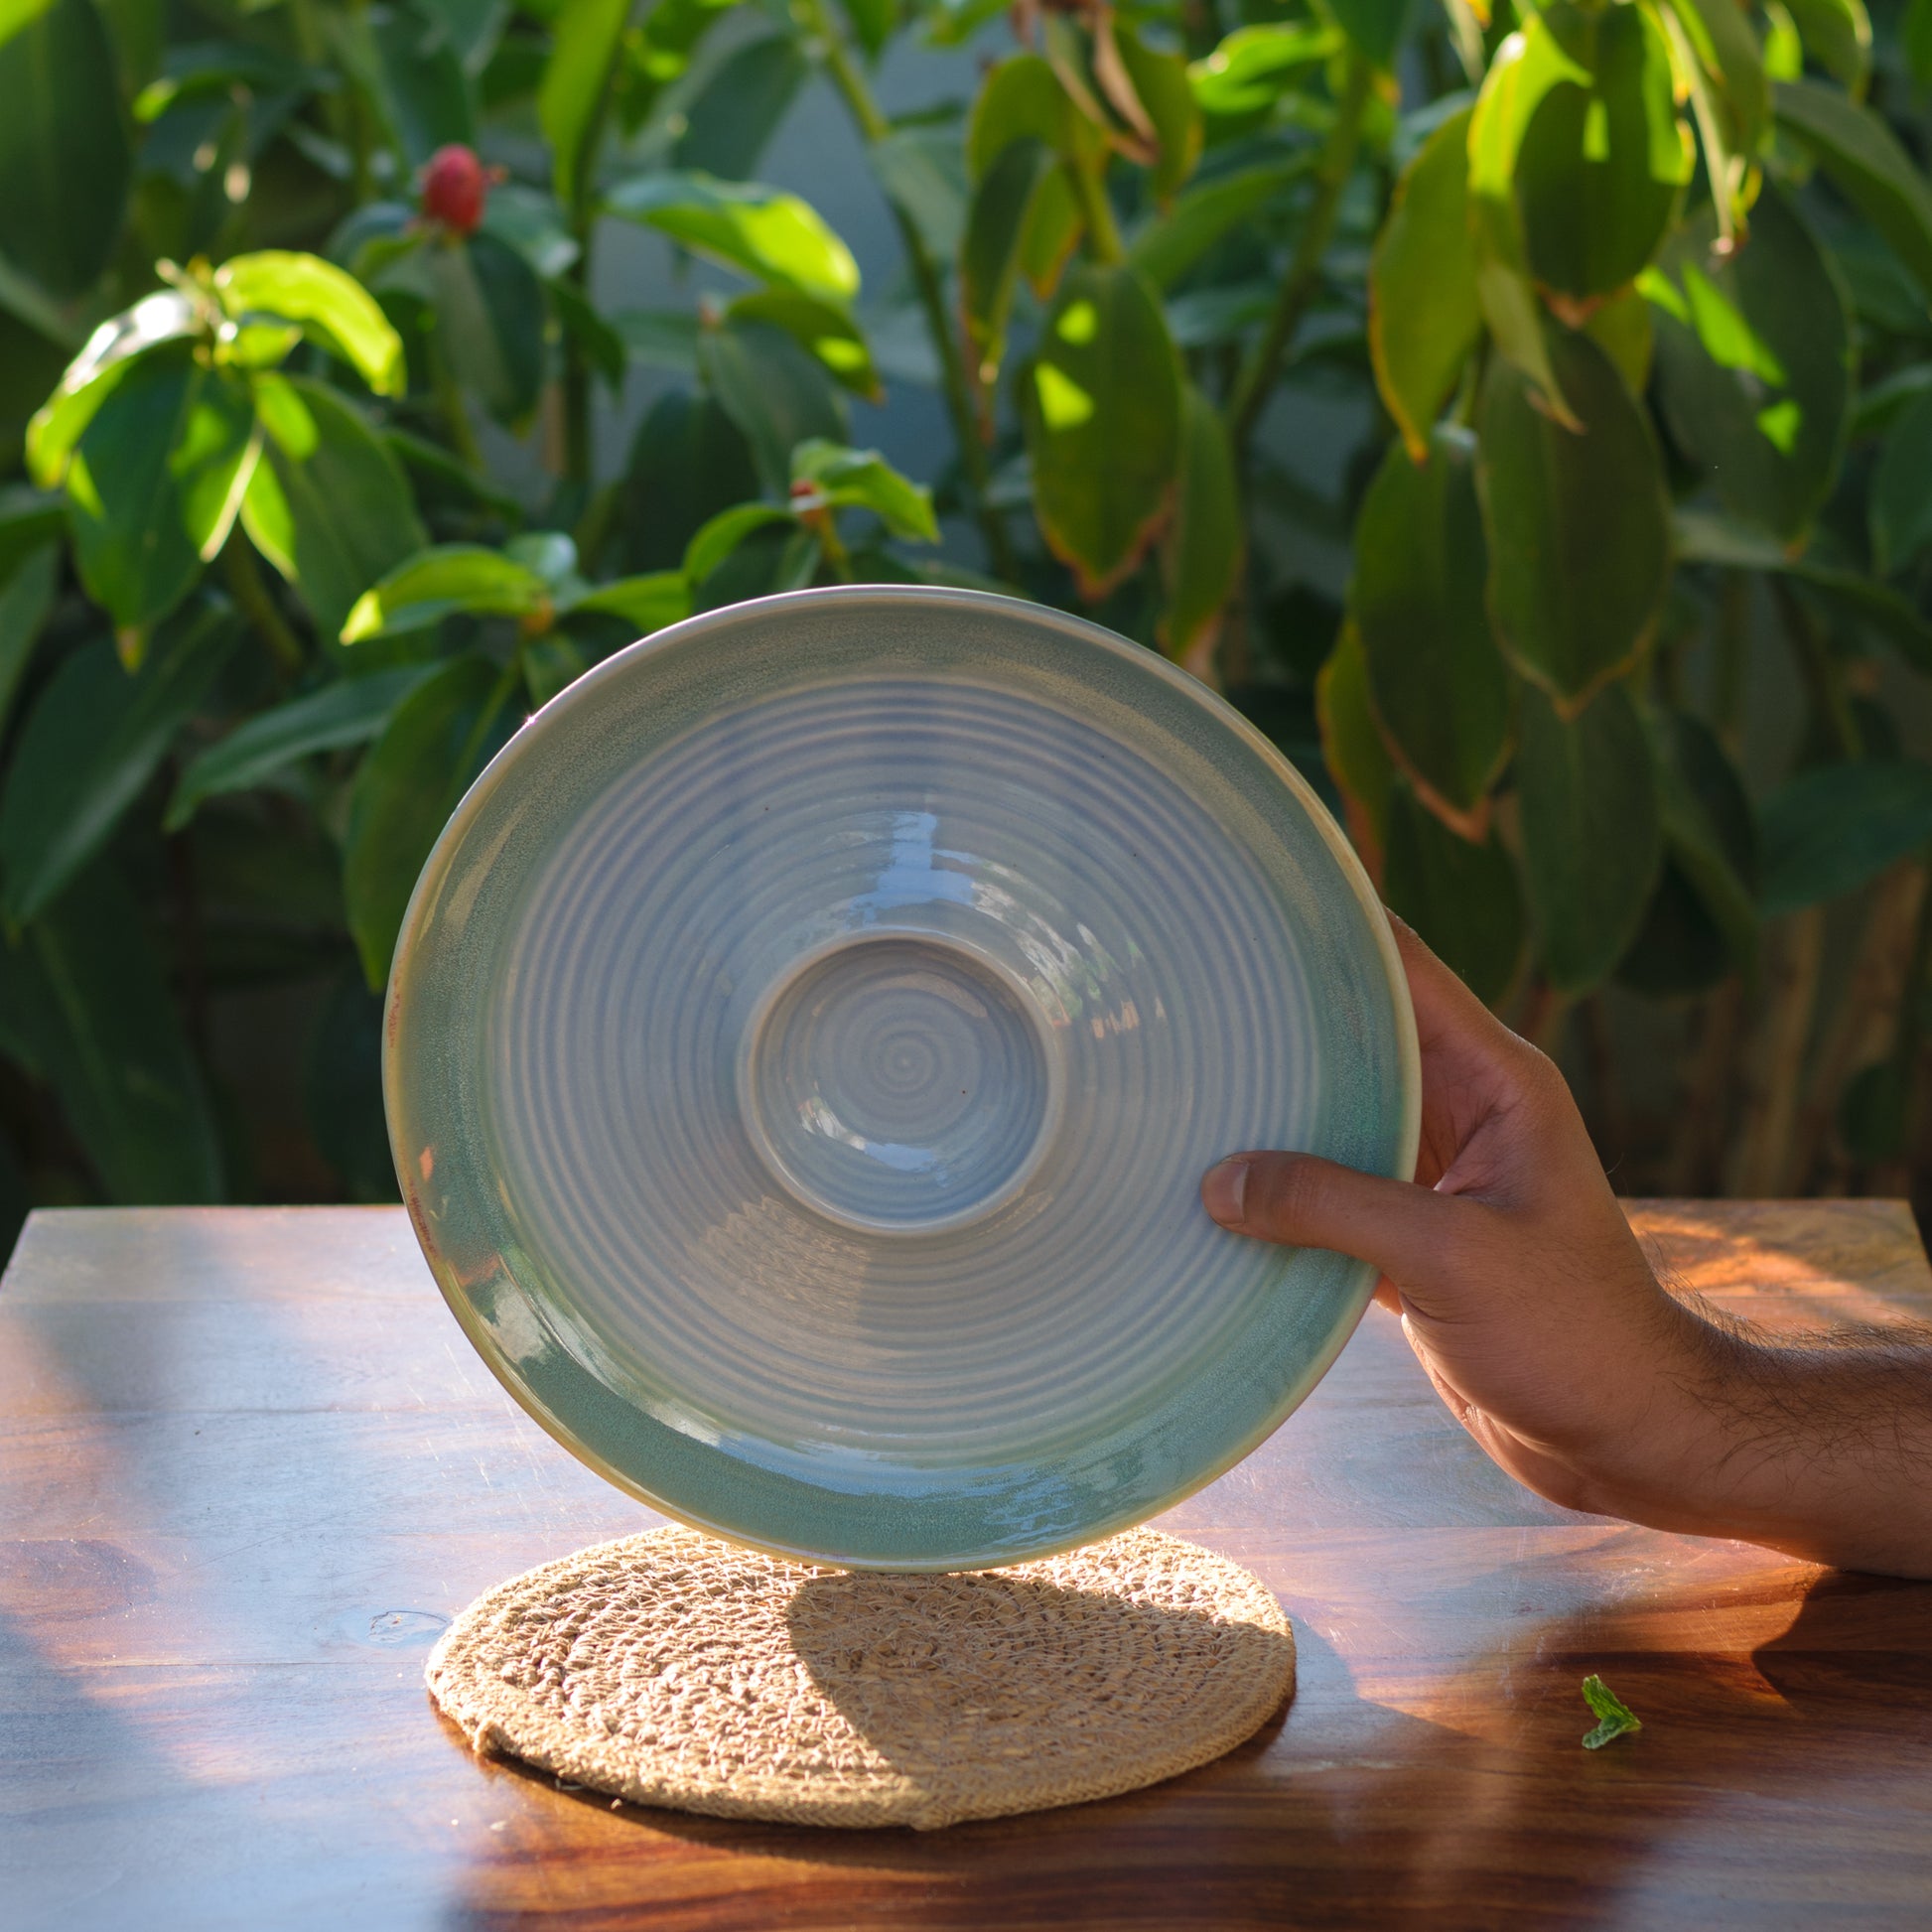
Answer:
xmin=1247 ymin=1154 xmax=1330 ymax=1236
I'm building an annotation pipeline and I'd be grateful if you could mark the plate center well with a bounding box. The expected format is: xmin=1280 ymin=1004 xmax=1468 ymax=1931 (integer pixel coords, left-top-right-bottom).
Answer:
xmin=739 ymin=933 xmax=1059 ymax=1235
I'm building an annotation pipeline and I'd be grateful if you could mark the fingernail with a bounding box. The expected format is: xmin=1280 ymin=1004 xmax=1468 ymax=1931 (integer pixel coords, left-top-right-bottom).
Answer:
xmin=1202 ymin=1158 xmax=1249 ymax=1228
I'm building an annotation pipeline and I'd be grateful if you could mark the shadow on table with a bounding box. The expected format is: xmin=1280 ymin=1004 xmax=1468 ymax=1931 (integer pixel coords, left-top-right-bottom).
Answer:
xmin=436 ymin=1563 xmax=1932 ymax=1930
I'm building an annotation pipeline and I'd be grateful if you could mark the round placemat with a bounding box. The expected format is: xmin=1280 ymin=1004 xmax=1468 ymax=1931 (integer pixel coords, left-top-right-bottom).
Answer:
xmin=426 ymin=1524 xmax=1295 ymax=1831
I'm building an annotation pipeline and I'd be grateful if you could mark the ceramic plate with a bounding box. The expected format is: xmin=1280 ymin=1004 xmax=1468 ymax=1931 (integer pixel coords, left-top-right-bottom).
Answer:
xmin=385 ymin=587 xmax=1419 ymax=1571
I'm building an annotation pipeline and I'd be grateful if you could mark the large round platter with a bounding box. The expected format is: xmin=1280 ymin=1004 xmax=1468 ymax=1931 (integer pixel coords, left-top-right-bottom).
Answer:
xmin=385 ymin=586 xmax=1419 ymax=1571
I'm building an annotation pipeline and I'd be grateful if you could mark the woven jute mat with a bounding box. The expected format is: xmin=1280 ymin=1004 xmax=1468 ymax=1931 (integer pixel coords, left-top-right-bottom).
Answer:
xmin=426 ymin=1523 xmax=1294 ymax=1831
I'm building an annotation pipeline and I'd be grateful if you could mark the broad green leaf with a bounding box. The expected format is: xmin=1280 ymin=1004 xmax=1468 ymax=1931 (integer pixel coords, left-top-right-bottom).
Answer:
xmin=0 ymin=860 xmax=222 ymax=1201
xmin=1872 ymin=386 xmax=1932 ymax=575
xmin=873 ymin=126 xmax=968 ymax=257
xmin=1664 ymin=0 xmax=1769 ymax=168
xmin=606 ymin=173 xmax=861 ymax=309
xmin=481 ymin=183 xmax=580 ymax=279
xmin=0 ymin=0 xmax=57 ymax=52
xmin=1383 ymin=782 xmax=1525 ymax=1006
xmin=1113 ymin=22 xmax=1199 ymax=202
xmin=215 ymin=252 xmax=407 ymax=399
xmin=1158 ymin=384 xmax=1240 ymax=659
xmin=0 ymin=0 xmax=129 ymax=299
xmin=673 ymin=34 xmax=805 ymax=181
xmin=683 ymin=502 xmax=798 ymax=585
xmin=1369 ymin=105 xmax=1479 ymax=462
xmin=1781 ymin=0 xmax=1870 ymax=94
xmin=1511 ymin=2 xmax=1693 ymax=300
xmin=1129 ymin=161 xmax=1301 ymax=292
xmin=1329 ymin=0 xmax=1413 ymax=69
xmin=1772 ymin=80 xmax=1932 ymax=302
xmin=521 ymin=632 xmax=588 ymax=709
xmin=1584 ymin=283 xmax=1655 ymax=394
xmin=386 ymin=427 xmax=522 ymax=519
xmin=791 ymin=440 xmax=937 ymax=543
xmin=0 ymin=542 xmax=58 ymax=739
xmin=0 ymin=604 xmax=239 ymax=923
xmin=65 ymin=346 xmax=222 ymax=637
xmin=345 ymin=651 xmax=522 ymax=987
xmin=1515 ymin=681 xmax=1662 ymax=994
xmin=417 ymin=0 xmax=507 ymax=72
xmin=430 ymin=230 xmax=545 ymax=425
xmin=1351 ymin=427 xmax=1511 ymax=830
xmin=1759 ymin=759 xmax=1932 ymax=914
xmin=1909 ymin=0 xmax=1932 ymax=87
xmin=698 ymin=315 xmax=845 ymax=498
xmin=962 ymin=137 xmax=1059 ymax=404
xmin=967 ymin=53 xmax=1102 ymax=177
xmin=611 ymin=0 xmax=730 ymax=138
xmin=540 ymin=0 xmax=628 ymax=209
xmin=548 ymin=274 xmax=627 ymax=391
xmin=612 ymin=388 xmax=759 ymax=573
xmin=367 ymin=0 xmax=477 ymax=165
xmin=26 ymin=291 xmax=199 ymax=488
xmin=837 ymin=0 xmax=893 ymax=58
xmin=245 ymin=374 xmax=428 ymax=644
xmin=0 ymin=484 xmax=64 ymax=578
xmin=166 ymin=663 xmax=442 ymax=828
xmin=504 ymin=529 xmax=580 ymax=591
xmin=1022 ymin=261 xmax=1182 ymax=601
xmin=342 ymin=543 xmax=551 ymax=642
xmin=1647 ymin=185 xmax=1851 ymax=544
xmin=1477 ymin=327 xmax=1671 ymax=711
xmin=564 ymin=570 xmax=689 ymax=631
xmin=728 ymin=290 xmax=881 ymax=402
xmin=1188 ymin=22 xmax=1340 ymax=119
xmin=1316 ymin=621 xmax=1395 ymax=857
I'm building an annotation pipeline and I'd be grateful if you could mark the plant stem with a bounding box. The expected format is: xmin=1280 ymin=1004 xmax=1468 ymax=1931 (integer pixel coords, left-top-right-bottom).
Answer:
xmin=796 ymin=0 xmax=1018 ymax=582
xmin=1229 ymin=50 xmax=1374 ymax=463
xmin=427 ymin=325 xmax=484 ymax=472
xmin=221 ymin=537 xmax=304 ymax=676
xmin=1068 ymin=156 xmax=1124 ymax=264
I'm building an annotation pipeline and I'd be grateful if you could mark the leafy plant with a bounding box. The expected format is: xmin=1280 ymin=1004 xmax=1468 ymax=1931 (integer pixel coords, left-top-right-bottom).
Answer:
xmin=4 ymin=0 xmax=1932 ymax=1236
xmin=1581 ymin=1672 xmax=1643 ymax=1748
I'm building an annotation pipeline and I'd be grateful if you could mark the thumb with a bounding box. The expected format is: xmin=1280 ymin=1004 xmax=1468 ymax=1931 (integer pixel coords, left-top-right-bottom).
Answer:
xmin=1201 ymin=1151 xmax=1460 ymax=1288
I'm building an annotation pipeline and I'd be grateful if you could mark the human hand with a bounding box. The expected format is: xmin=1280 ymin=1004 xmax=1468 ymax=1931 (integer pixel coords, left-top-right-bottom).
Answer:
xmin=1203 ymin=920 xmax=1932 ymax=1577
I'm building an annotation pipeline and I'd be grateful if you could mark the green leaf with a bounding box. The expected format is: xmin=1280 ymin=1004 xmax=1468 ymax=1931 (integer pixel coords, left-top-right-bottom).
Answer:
xmin=26 ymin=291 xmax=200 ymax=488
xmin=367 ymin=0 xmax=477 ymax=165
xmin=1329 ymin=0 xmax=1413 ymax=70
xmin=612 ymin=388 xmax=759 ymax=573
xmin=1516 ymin=681 xmax=1662 ymax=994
xmin=166 ymin=663 xmax=442 ymax=828
xmin=1584 ymin=283 xmax=1655 ymax=394
xmin=1781 ymin=0 xmax=1870 ymax=95
xmin=962 ymin=136 xmax=1059 ymax=405
xmin=673 ymin=34 xmax=806 ymax=181
xmin=540 ymin=0 xmax=628 ymax=210
xmin=430 ymin=230 xmax=545 ymax=425
xmin=1647 ymin=184 xmax=1852 ymax=544
xmin=1129 ymin=161 xmax=1302 ymax=293
xmin=1477 ymin=326 xmax=1672 ymax=711
xmin=1316 ymin=621 xmax=1395 ymax=856
xmin=1772 ymin=80 xmax=1932 ymax=304
xmin=0 ymin=0 xmax=129 ymax=299
xmin=837 ymin=0 xmax=892 ymax=58
xmin=547 ymin=273 xmax=627 ymax=391
xmin=683 ymin=501 xmax=798 ymax=586
xmin=1159 ymin=383 xmax=1240 ymax=659
xmin=1351 ymin=427 xmax=1511 ymax=830
xmin=728 ymin=289 xmax=881 ymax=402
xmin=1383 ymin=781 xmax=1525 ymax=1006
xmin=1022 ymin=261 xmax=1182 ymax=601
xmin=873 ymin=126 xmax=968 ymax=258
xmin=790 ymin=440 xmax=937 ymax=543
xmin=1513 ymin=2 xmax=1692 ymax=300
xmin=245 ymin=374 xmax=429 ymax=645
xmin=1581 ymin=1674 xmax=1642 ymax=1750
xmin=1188 ymin=22 xmax=1339 ymax=118
xmin=1661 ymin=0 xmax=1768 ymax=229
xmin=1113 ymin=22 xmax=1199 ymax=202
xmin=564 ymin=570 xmax=689 ymax=632
xmin=1908 ymin=0 xmax=1932 ymax=88
xmin=1370 ymin=105 xmax=1479 ymax=463
xmin=215 ymin=252 xmax=407 ymax=399
xmin=0 ymin=860 xmax=222 ymax=1201
xmin=0 ymin=603 xmax=239 ymax=923
xmin=1759 ymin=759 xmax=1932 ymax=914
xmin=1872 ymin=385 xmax=1932 ymax=576
xmin=344 ymin=651 xmax=522 ymax=988
xmin=0 ymin=541 xmax=58 ymax=739
xmin=341 ymin=543 xmax=551 ymax=642
xmin=698 ymin=315 xmax=845 ymax=498
xmin=66 ymin=346 xmax=239 ymax=637
xmin=968 ymin=53 xmax=1102 ymax=177
xmin=481 ymin=182 xmax=580 ymax=279
xmin=606 ymin=172 xmax=861 ymax=309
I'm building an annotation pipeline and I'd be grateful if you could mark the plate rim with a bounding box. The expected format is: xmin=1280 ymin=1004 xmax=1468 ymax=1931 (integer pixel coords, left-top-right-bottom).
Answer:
xmin=383 ymin=584 xmax=1422 ymax=1568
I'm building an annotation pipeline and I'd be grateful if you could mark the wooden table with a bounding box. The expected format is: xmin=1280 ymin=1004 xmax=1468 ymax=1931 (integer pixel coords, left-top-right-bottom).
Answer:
xmin=4 ymin=1202 xmax=1932 ymax=1929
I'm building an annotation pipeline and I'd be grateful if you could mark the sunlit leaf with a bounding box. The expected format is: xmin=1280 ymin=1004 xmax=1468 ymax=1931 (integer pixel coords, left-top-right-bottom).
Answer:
xmin=563 ymin=570 xmax=689 ymax=632
xmin=540 ymin=0 xmax=628 ymax=208
xmin=1113 ymin=21 xmax=1199 ymax=201
xmin=215 ymin=251 xmax=407 ymax=398
xmin=791 ymin=439 xmax=937 ymax=542
xmin=1189 ymin=22 xmax=1341 ymax=119
xmin=728 ymin=290 xmax=881 ymax=402
xmin=1781 ymin=0 xmax=1870 ymax=95
xmin=341 ymin=543 xmax=551 ymax=641
xmin=968 ymin=52 xmax=1103 ymax=176
xmin=683 ymin=501 xmax=798 ymax=586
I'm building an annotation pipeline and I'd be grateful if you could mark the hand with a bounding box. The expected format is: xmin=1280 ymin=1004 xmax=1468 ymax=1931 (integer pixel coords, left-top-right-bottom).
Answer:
xmin=1200 ymin=918 xmax=1932 ymax=1577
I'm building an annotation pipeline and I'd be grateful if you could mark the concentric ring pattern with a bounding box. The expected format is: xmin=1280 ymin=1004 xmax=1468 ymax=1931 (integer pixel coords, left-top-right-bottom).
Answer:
xmin=386 ymin=588 xmax=1418 ymax=1571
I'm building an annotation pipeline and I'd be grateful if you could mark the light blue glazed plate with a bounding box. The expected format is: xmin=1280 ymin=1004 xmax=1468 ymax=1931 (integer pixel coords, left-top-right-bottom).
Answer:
xmin=385 ymin=587 xmax=1419 ymax=1572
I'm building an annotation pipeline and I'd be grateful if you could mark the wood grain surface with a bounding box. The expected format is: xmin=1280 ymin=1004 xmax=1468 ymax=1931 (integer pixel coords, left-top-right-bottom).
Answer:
xmin=4 ymin=1200 xmax=1931 ymax=1930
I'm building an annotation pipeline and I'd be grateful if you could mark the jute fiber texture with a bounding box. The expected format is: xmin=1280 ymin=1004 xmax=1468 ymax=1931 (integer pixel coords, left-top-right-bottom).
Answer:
xmin=425 ymin=1524 xmax=1296 ymax=1830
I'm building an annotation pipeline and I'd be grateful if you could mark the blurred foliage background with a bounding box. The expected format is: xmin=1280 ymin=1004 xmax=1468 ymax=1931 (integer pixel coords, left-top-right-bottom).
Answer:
xmin=5 ymin=0 xmax=1932 ymax=1251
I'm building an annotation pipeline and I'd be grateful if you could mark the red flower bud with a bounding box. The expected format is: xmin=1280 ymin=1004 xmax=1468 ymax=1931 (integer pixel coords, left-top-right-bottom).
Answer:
xmin=420 ymin=145 xmax=489 ymax=235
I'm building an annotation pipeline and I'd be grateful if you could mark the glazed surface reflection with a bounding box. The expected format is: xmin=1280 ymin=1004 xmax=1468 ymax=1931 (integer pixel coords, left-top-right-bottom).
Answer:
xmin=386 ymin=589 xmax=1418 ymax=1568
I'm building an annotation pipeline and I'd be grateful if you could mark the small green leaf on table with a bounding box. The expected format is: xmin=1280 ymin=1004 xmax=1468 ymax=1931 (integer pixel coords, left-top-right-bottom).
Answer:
xmin=1581 ymin=1674 xmax=1642 ymax=1749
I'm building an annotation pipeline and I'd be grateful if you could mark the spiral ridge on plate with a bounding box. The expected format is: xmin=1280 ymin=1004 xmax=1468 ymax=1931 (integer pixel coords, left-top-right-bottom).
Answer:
xmin=386 ymin=590 xmax=1417 ymax=1570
